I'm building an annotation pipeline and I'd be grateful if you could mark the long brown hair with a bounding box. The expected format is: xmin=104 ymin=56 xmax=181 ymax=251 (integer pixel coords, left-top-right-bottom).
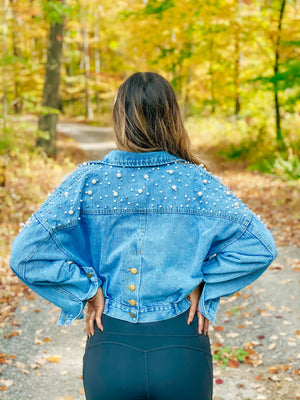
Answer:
xmin=112 ymin=72 xmax=206 ymax=166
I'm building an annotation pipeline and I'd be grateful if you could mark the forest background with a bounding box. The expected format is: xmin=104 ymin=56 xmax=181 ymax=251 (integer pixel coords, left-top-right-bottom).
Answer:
xmin=0 ymin=0 xmax=299 ymax=397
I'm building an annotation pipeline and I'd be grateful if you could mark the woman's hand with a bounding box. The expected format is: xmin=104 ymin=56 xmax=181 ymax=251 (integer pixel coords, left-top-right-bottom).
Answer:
xmin=186 ymin=282 xmax=209 ymax=335
xmin=85 ymin=287 xmax=105 ymax=337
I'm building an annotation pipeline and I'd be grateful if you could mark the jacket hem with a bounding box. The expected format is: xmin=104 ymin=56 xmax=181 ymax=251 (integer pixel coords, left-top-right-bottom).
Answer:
xmin=102 ymin=298 xmax=191 ymax=324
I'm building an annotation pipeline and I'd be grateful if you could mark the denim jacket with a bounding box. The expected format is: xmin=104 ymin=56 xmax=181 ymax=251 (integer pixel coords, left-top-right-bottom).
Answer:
xmin=10 ymin=150 xmax=277 ymax=326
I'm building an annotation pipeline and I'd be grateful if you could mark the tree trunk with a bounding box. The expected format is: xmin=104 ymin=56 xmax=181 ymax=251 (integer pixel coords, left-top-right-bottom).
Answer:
xmin=94 ymin=18 xmax=101 ymax=115
xmin=208 ymin=35 xmax=216 ymax=114
xmin=233 ymin=0 xmax=241 ymax=116
xmin=37 ymin=18 xmax=64 ymax=155
xmin=273 ymin=0 xmax=286 ymax=149
xmin=82 ymin=26 xmax=94 ymax=120
xmin=11 ymin=0 xmax=23 ymax=114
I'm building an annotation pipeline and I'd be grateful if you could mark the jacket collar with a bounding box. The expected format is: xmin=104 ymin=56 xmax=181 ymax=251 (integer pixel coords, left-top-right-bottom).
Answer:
xmin=100 ymin=150 xmax=185 ymax=167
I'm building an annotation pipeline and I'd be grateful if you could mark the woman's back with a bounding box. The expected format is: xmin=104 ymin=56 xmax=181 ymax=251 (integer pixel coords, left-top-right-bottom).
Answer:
xmin=11 ymin=148 xmax=276 ymax=327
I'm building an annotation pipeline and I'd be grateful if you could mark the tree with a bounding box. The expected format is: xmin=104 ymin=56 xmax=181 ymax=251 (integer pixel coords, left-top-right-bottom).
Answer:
xmin=273 ymin=0 xmax=286 ymax=149
xmin=36 ymin=1 xmax=65 ymax=156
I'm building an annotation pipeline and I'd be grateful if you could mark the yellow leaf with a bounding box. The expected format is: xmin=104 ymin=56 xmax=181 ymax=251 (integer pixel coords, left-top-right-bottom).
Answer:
xmin=269 ymin=366 xmax=279 ymax=374
xmin=78 ymin=387 xmax=85 ymax=395
xmin=46 ymin=355 xmax=61 ymax=364
xmin=265 ymin=302 xmax=275 ymax=311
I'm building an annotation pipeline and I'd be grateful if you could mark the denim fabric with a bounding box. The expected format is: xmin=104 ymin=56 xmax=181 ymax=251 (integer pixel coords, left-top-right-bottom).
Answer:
xmin=10 ymin=150 xmax=277 ymax=326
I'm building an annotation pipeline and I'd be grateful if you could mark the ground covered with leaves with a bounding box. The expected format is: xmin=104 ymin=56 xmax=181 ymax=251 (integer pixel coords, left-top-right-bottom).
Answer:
xmin=0 ymin=122 xmax=299 ymax=399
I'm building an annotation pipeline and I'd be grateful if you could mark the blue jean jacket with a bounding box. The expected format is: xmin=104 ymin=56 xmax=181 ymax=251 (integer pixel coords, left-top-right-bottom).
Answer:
xmin=10 ymin=150 xmax=277 ymax=326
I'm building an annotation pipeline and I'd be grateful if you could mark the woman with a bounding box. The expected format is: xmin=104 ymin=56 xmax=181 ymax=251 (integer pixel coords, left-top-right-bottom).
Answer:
xmin=10 ymin=72 xmax=277 ymax=400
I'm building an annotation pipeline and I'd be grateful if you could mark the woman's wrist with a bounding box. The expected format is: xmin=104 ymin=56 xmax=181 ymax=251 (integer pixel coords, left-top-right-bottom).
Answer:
xmin=87 ymin=291 xmax=98 ymax=302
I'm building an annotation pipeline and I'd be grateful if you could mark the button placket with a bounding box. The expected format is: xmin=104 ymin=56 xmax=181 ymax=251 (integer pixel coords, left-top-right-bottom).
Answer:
xmin=126 ymin=268 xmax=138 ymax=318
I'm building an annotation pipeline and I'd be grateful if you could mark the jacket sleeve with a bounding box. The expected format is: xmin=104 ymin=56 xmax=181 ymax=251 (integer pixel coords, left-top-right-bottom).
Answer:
xmin=10 ymin=166 xmax=103 ymax=326
xmin=10 ymin=216 xmax=102 ymax=326
xmin=198 ymin=213 xmax=277 ymax=325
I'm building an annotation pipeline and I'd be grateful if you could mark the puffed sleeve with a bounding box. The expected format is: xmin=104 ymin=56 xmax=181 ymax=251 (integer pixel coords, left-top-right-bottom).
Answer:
xmin=198 ymin=213 xmax=277 ymax=325
xmin=10 ymin=167 xmax=103 ymax=326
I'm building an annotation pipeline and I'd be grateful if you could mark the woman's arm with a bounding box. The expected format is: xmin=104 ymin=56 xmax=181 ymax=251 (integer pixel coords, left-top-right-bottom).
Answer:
xmin=10 ymin=215 xmax=102 ymax=326
xmin=198 ymin=213 xmax=277 ymax=324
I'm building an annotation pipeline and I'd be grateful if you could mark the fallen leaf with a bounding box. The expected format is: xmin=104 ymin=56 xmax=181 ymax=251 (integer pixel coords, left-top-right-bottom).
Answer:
xmin=227 ymin=332 xmax=239 ymax=338
xmin=268 ymin=375 xmax=280 ymax=382
xmin=214 ymin=326 xmax=224 ymax=331
xmin=228 ymin=359 xmax=240 ymax=368
xmin=269 ymin=366 xmax=279 ymax=374
xmin=280 ymin=364 xmax=291 ymax=371
xmin=16 ymin=361 xmax=26 ymax=370
xmin=26 ymin=292 xmax=35 ymax=301
xmin=215 ymin=378 xmax=223 ymax=384
xmin=0 ymin=354 xmax=6 ymax=364
xmin=294 ymin=369 xmax=300 ymax=375
xmin=4 ymin=331 xmax=19 ymax=340
xmin=0 ymin=379 xmax=13 ymax=388
xmin=78 ymin=387 xmax=85 ymax=395
xmin=265 ymin=302 xmax=275 ymax=311
xmin=237 ymin=324 xmax=245 ymax=329
xmin=46 ymin=355 xmax=61 ymax=364
xmin=268 ymin=343 xmax=276 ymax=350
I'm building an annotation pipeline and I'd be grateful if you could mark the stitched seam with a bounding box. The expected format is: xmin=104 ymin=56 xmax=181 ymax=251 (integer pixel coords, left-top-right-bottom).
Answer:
xmin=86 ymin=341 xmax=212 ymax=355
xmin=203 ymin=214 xmax=253 ymax=266
xmin=86 ymin=341 xmax=145 ymax=352
xmin=248 ymin=228 xmax=275 ymax=257
xmin=93 ymin=331 xmax=199 ymax=337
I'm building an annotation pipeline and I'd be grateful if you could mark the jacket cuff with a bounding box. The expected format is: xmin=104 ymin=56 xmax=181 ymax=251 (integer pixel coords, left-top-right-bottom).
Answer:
xmin=56 ymin=277 xmax=102 ymax=326
xmin=198 ymin=284 xmax=220 ymax=325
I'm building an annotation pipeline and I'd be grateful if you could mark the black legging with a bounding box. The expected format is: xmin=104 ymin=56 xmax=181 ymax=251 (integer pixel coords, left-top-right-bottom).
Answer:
xmin=83 ymin=308 xmax=213 ymax=400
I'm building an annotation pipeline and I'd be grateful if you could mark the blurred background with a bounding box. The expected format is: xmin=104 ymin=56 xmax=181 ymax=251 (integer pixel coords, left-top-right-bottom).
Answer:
xmin=1 ymin=0 xmax=299 ymax=161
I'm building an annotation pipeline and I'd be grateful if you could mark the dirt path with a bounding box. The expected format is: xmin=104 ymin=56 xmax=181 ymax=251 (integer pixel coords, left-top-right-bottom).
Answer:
xmin=1 ymin=122 xmax=299 ymax=400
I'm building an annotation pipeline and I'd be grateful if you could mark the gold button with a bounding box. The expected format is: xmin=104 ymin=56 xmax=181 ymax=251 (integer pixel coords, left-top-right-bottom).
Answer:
xmin=128 ymin=268 xmax=138 ymax=275
xmin=128 ymin=299 xmax=136 ymax=306
xmin=86 ymin=273 xmax=92 ymax=278
xmin=127 ymin=285 xmax=136 ymax=291
xmin=128 ymin=312 xmax=136 ymax=318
